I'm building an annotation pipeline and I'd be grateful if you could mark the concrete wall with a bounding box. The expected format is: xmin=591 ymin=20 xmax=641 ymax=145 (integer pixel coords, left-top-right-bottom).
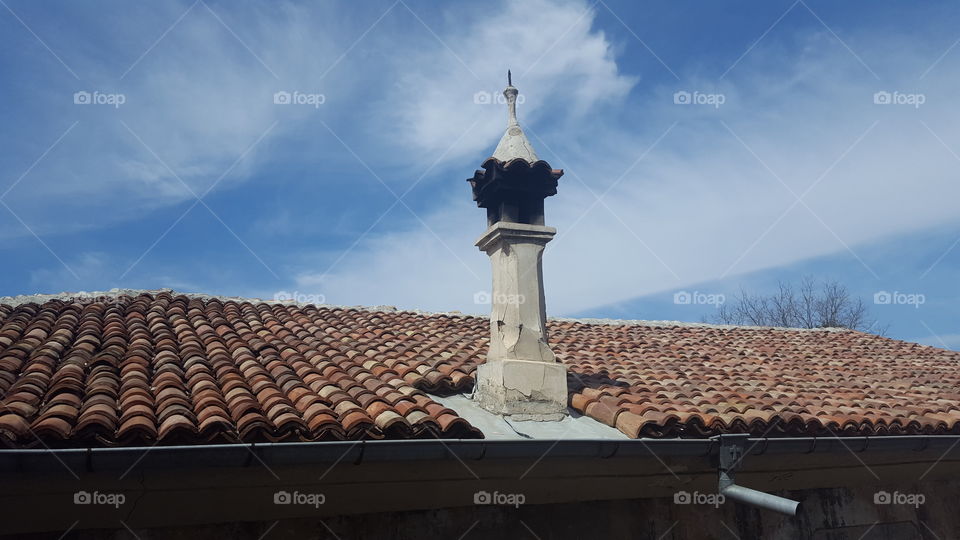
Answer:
xmin=10 ymin=479 xmax=957 ymax=540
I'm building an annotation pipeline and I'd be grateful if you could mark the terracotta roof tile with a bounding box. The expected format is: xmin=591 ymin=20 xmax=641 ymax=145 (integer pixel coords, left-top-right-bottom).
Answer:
xmin=2 ymin=292 xmax=960 ymax=446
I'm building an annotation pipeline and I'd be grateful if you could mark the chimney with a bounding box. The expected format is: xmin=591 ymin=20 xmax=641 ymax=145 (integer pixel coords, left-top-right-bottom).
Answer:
xmin=467 ymin=73 xmax=567 ymax=421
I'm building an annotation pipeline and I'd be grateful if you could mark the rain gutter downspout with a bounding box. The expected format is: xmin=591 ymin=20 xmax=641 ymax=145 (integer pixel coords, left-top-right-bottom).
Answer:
xmin=717 ymin=434 xmax=801 ymax=516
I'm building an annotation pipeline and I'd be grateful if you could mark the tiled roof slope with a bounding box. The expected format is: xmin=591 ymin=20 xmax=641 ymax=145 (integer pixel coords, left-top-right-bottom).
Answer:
xmin=1 ymin=292 xmax=958 ymax=447
xmin=0 ymin=293 xmax=482 ymax=447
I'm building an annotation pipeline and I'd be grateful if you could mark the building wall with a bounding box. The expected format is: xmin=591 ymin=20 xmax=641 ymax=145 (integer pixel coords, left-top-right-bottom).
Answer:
xmin=16 ymin=479 xmax=957 ymax=540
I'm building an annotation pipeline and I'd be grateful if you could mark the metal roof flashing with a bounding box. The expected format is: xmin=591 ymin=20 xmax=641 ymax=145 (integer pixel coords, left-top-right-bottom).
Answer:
xmin=431 ymin=394 xmax=630 ymax=440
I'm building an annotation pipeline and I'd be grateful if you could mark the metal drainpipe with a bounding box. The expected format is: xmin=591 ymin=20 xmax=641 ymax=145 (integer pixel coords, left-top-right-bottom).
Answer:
xmin=717 ymin=434 xmax=801 ymax=516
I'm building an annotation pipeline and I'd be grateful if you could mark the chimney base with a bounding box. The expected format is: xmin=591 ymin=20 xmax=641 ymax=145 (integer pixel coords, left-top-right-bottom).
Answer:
xmin=474 ymin=359 xmax=568 ymax=421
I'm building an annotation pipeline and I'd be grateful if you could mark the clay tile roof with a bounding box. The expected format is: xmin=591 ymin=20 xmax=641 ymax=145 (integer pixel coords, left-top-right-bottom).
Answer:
xmin=1 ymin=291 xmax=959 ymax=447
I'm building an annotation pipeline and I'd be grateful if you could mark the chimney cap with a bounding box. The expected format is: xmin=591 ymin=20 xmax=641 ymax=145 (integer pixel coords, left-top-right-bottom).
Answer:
xmin=491 ymin=71 xmax=539 ymax=163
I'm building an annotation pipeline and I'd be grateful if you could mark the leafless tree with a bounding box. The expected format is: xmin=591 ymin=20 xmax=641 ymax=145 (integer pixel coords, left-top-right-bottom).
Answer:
xmin=709 ymin=276 xmax=885 ymax=333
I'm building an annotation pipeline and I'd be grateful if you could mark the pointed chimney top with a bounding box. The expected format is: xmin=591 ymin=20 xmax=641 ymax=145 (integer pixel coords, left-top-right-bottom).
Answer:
xmin=492 ymin=71 xmax=539 ymax=163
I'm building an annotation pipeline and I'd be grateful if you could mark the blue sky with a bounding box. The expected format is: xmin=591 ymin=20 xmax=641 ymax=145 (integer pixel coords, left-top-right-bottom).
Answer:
xmin=1 ymin=0 xmax=958 ymax=348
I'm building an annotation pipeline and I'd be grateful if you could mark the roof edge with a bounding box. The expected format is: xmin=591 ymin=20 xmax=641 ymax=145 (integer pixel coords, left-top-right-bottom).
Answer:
xmin=4 ymin=435 xmax=959 ymax=469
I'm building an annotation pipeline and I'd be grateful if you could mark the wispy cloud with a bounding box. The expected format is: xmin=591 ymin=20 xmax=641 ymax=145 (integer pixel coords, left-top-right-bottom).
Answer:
xmin=373 ymin=0 xmax=634 ymax=169
xmin=0 ymin=0 xmax=353 ymax=235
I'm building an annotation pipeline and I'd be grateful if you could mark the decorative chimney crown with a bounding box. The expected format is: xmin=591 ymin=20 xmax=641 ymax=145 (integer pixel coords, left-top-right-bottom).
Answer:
xmin=467 ymin=72 xmax=564 ymax=227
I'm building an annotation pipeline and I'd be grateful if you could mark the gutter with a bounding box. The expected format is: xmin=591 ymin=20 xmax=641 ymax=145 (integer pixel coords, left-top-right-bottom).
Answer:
xmin=1 ymin=434 xmax=957 ymax=473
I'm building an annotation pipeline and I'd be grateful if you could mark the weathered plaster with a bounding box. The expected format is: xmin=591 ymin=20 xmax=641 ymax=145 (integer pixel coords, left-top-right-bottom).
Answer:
xmin=474 ymin=359 xmax=567 ymax=421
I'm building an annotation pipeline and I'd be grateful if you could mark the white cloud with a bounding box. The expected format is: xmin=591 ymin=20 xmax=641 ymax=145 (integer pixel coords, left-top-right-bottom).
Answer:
xmin=303 ymin=8 xmax=960 ymax=315
xmin=296 ymin=200 xmax=485 ymax=310
xmin=374 ymin=0 xmax=634 ymax=168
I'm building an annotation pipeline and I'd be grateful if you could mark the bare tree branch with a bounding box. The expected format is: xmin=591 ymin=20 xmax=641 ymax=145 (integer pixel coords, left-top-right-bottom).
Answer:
xmin=709 ymin=277 xmax=886 ymax=334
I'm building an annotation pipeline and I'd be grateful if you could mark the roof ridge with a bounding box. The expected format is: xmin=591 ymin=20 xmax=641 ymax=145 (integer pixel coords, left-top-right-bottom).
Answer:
xmin=0 ymin=288 xmax=851 ymax=332
xmin=549 ymin=316 xmax=850 ymax=332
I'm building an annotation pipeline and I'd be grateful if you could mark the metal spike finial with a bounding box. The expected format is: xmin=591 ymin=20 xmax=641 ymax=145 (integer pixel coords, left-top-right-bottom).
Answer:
xmin=508 ymin=70 xmax=512 ymax=87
